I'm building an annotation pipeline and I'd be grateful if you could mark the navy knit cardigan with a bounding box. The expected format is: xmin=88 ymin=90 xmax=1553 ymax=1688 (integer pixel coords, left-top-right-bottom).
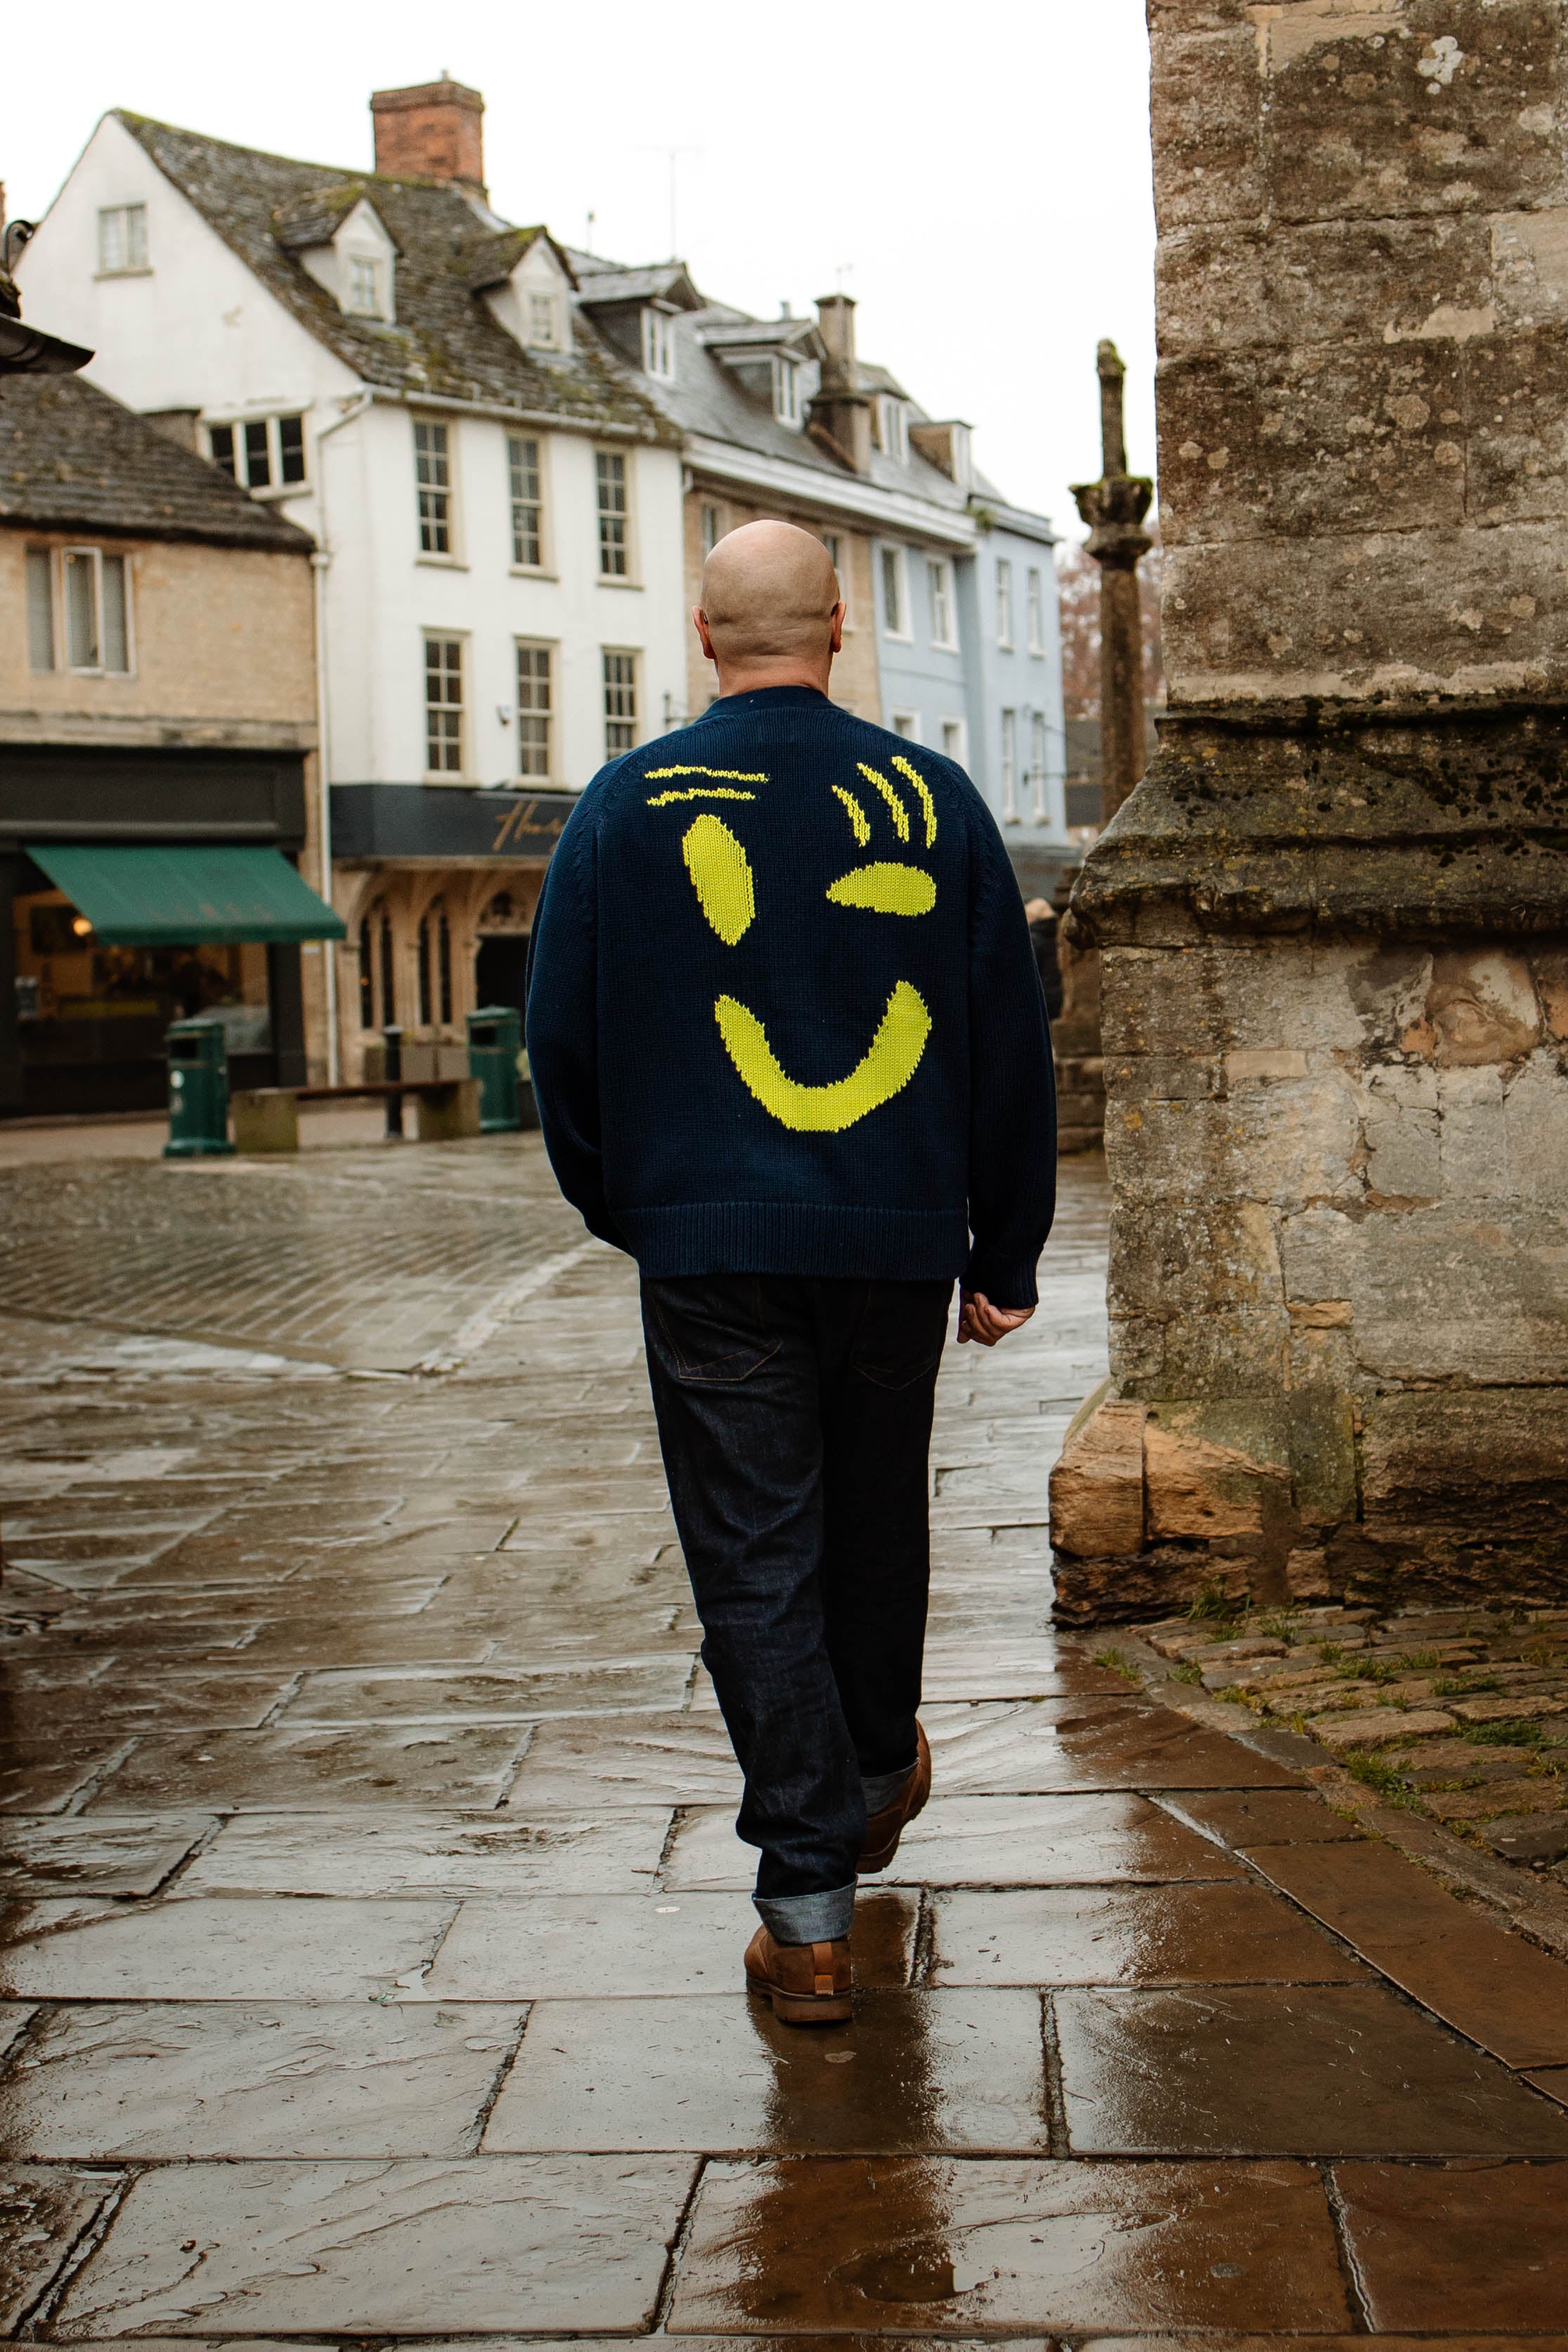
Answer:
xmin=525 ymin=686 xmax=1057 ymax=1309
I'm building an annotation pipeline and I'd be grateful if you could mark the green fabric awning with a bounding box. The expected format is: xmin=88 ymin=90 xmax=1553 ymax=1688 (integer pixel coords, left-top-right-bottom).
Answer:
xmin=30 ymin=845 xmax=346 ymax=946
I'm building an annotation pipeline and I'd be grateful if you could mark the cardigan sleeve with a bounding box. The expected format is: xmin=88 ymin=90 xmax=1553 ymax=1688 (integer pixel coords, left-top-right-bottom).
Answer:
xmin=962 ymin=792 xmax=1058 ymax=1307
xmin=525 ymin=806 xmax=626 ymax=1252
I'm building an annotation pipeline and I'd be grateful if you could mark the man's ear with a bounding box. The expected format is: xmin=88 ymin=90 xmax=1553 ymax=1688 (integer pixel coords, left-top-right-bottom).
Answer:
xmin=693 ymin=608 xmax=717 ymax=662
xmin=828 ymin=601 xmax=846 ymax=655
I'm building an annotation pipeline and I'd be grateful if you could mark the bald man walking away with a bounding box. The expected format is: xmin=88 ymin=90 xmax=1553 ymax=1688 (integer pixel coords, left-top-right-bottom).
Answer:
xmin=528 ymin=521 xmax=1055 ymax=2023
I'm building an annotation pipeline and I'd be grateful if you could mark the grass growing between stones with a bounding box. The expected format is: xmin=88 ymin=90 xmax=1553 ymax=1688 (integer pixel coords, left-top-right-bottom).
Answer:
xmin=1092 ymin=1647 xmax=1142 ymax=1685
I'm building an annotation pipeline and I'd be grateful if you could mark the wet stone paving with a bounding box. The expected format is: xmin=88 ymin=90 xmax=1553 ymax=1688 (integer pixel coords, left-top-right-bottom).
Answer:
xmin=1 ymin=1134 xmax=1567 ymax=2342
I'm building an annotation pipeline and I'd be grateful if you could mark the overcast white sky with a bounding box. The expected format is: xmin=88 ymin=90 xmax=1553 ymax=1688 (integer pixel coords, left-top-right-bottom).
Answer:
xmin=4 ymin=0 xmax=1157 ymax=538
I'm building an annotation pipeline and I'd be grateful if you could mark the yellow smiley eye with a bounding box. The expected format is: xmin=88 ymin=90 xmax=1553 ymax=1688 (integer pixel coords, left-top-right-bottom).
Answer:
xmin=826 ymin=863 xmax=936 ymax=917
xmin=682 ymin=814 xmax=755 ymax=945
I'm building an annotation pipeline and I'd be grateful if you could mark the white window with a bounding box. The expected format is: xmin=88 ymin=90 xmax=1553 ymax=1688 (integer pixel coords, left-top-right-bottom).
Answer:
xmin=603 ymin=649 xmax=639 ymax=754
xmin=508 ymin=435 xmax=544 ymax=569
xmin=641 ymin=307 xmax=676 ymax=380
xmin=1027 ymin=566 xmax=1045 ymax=655
xmin=424 ymin=635 xmax=464 ymax=774
xmin=891 ymin=712 xmax=920 ymax=740
xmin=880 ymin=545 xmax=908 ymax=638
xmin=700 ymin=502 xmax=724 ymax=561
xmin=97 ymin=203 xmax=148 ymax=274
xmin=772 ymin=355 xmax=802 ymax=427
xmin=878 ymin=397 xmax=908 ymax=462
xmin=414 ymin=419 xmax=453 ymax=556
xmin=1031 ymin=709 xmax=1049 ymax=822
xmin=927 ymin=556 xmax=957 ymax=650
xmin=207 ymin=413 xmax=307 ymax=495
xmin=596 ymin=450 xmax=630 ymax=577
xmin=996 ymin=558 xmax=1014 ymax=648
xmin=940 ymin=717 xmax=967 ymax=765
xmin=39 ymin=547 xmax=133 ymax=676
xmin=1000 ymin=707 xmax=1018 ymax=821
xmin=516 ymin=642 xmax=553 ymax=779
xmin=526 ymin=290 xmax=561 ymax=348
xmin=346 ymin=255 xmax=381 ymax=315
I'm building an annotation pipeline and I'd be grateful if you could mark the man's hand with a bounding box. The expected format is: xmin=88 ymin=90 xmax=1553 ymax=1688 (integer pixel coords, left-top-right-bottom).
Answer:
xmin=958 ymin=1289 xmax=1035 ymax=1347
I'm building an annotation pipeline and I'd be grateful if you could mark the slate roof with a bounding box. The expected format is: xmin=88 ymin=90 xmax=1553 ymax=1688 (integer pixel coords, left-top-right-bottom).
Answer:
xmin=0 ymin=372 xmax=315 ymax=549
xmin=116 ymin=113 xmax=678 ymax=442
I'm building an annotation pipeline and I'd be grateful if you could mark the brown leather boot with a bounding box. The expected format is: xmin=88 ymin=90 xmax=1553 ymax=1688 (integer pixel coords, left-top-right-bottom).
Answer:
xmin=857 ymin=1721 xmax=932 ymax=1874
xmin=744 ymin=1924 xmax=853 ymax=2024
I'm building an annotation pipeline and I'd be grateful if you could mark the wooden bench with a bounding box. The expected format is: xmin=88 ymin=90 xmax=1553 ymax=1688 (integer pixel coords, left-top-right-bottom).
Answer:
xmin=232 ymin=1078 xmax=482 ymax=1153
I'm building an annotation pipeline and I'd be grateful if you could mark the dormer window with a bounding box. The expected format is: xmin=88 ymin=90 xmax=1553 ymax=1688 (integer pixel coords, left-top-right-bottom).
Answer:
xmin=526 ymin=291 xmax=562 ymax=349
xmin=878 ymin=397 xmax=908 ymax=462
xmin=641 ymin=307 xmax=676 ymax=381
xmin=346 ymin=255 xmax=382 ymax=315
xmin=773 ymin=355 xmax=802 ymax=428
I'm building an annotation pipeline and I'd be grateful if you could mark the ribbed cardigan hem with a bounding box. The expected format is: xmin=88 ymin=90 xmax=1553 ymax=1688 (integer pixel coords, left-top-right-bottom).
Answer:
xmin=615 ymin=1200 xmax=971 ymax=1283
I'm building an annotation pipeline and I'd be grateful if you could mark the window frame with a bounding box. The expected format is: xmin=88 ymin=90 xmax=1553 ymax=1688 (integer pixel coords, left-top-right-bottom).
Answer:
xmin=641 ymin=306 xmax=677 ymax=380
xmin=96 ymin=202 xmax=149 ymax=277
xmin=26 ymin=547 xmax=57 ymax=674
xmin=878 ymin=396 xmax=908 ymax=462
xmin=413 ymin=415 xmax=460 ymax=563
xmin=890 ymin=710 xmax=920 ymax=743
xmin=995 ymin=558 xmax=1014 ymax=650
xmin=507 ymin=432 xmax=549 ymax=573
xmin=346 ymin=254 xmax=383 ymax=317
xmin=1030 ymin=707 xmax=1050 ymax=823
xmin=524 ymin=287 xmax=563 ymax=351
xmin=927 ymin=555 xmax=958 ymax=651
xmin=939 ymin=715 xmax=969 ymax=766
xmin=699 ymin=502 xmax=724 ymax=562
xmin=595 ymin=447 xmax=636 ymax=582
xmin=602 ymin=646 xmax=640 ymax=758
xmin=1026 ymin=566 xmax=1045 ymax=657
xmin=772 ymin=353 xmax=802 ymax=429
xmin=514 ymin=639 xmax=555 ymax=782
xmin=1000 ymin=706 xmax=1019 ymax=823
xmin=205 ymin=411 xmax=309 ymax=499
xmin=41 ymin=545 xmax=136 ymax=678
xmin=879 ymin=544 xmax=910 ymax=641
xmin=423 ymin=632 xmax=468 ymax=780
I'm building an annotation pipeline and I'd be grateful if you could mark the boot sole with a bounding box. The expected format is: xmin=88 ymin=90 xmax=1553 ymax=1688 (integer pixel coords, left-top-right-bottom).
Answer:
xmin=746 ymin=1976 xmax=853 ymax=2026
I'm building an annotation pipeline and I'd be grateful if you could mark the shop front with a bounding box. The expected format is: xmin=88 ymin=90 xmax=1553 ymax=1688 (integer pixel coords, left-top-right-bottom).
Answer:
xmin=2 ymin=745 xmax=343 ymax=1116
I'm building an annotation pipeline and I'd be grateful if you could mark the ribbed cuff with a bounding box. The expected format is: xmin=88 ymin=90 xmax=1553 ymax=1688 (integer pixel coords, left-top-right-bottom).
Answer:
xmin=753 ymin=1882 xmax=856 ymax=1943
xmin=962 ymin=1250 xmax=1041 ymax=1311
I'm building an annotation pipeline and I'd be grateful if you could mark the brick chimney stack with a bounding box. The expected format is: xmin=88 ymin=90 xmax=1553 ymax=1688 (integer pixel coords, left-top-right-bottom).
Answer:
xmin=809 ymin=294 xmax=872 ymax=477
xmin=371 ymin=75 xmax=485 ymax=197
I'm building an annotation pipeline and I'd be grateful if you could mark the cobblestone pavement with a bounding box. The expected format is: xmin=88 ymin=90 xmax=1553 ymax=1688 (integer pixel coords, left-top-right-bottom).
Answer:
xmin=3 ymin=1137 xmax=1568 ymax=2339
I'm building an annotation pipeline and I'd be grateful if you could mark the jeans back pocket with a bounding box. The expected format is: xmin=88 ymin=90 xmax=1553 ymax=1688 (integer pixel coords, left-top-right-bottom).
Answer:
xmin=643 ymin=1275 xmax=780 ymax=1385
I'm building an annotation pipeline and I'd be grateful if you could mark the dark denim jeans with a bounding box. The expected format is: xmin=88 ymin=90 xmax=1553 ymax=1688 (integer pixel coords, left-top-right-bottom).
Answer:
xmin=640 ymin=1272 xmax=952 ymax=1944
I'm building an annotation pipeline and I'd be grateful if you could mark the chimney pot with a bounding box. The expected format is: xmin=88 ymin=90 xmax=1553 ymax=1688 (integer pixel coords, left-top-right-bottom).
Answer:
xmin=371 ymin=76 xmax=486 ymax=197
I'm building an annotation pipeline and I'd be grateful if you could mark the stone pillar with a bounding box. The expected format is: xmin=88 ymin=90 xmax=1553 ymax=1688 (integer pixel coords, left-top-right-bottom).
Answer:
xmin=1051 ymin=0 xmax=1568 ymax=1621
xmin=1071 ymin=341 xmax=1154 ymax=825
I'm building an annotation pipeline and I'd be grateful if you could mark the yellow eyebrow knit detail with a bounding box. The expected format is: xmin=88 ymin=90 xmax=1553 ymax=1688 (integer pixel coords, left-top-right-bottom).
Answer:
xmin=644 ymin=765 xmax=768 ymax=782
xmin=647 ymin=788 xmax=756 ymax=806
xmin=891 ymin=755 xmax=937 ymax=847
xmin=831 ymin=784 xmax=871 ymax=847
xmin=714 ymin=981 xmax=932 ymax=1132
xmin=682 ymin=815 xmax=755 ymax=945
xmin=857 ymin=762 xmax=910 ymax=842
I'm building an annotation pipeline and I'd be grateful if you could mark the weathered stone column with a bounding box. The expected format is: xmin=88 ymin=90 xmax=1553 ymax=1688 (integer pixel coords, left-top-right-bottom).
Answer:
xmin=1072 ymin=341 xmax=1154 ymax=825
xmin=1051 ymin=0 xmax=1568 ymax=1620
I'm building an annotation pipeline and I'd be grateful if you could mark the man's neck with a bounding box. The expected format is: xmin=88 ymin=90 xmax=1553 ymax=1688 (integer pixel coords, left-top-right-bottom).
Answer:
xmin=710 ymin=660 xmax=832 ymax=699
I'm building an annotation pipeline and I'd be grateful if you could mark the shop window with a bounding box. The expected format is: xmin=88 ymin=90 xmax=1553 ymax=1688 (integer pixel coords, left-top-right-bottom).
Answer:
xmin=417 ymin=903 xmax=454 ymax=1027
xmin=358 ymin=916 xmax=375 ymax=1028
xmin=379 ymin=907 xmax=396 ymax=1025
xmin=359 ymin=901 xmax=396 ymax=1028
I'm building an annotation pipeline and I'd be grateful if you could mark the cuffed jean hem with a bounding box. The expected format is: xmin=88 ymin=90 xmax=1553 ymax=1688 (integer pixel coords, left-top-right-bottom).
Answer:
xmin=862 ymin=1761 xmax=915 ymax=1812
xmin=753 ymin=1882 xmax=856 ymax=1944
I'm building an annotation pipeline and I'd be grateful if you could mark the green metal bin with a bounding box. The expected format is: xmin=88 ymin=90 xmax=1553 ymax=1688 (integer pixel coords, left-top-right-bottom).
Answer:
xmin=467 ymin=1004 xmax=526 ymax=1133
xmin=164 ymin=1015 xmax=235 ymax=1158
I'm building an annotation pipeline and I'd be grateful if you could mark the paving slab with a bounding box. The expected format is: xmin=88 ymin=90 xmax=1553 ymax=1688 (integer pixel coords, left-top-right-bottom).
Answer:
xmin=666 ymin=2155 xmax=1351 ymax=2334
xmin=84 ymin=1722 xmax=528 ymax=1812
xmin=0 ymin=2162 xmax=122 ymax=2332
xmin=483 ymin=1989 xmax=1047 ymax=2155
xmin=282 ymin=1657 xmax=693 ymax=1723
xmin=1244 ymin=1836 xmax=1568 ymax=2067
xmin=423 ymin=1888 xmax=920 ymax=2000
xmin=0 ymin=1896 xmax=455 ymax=2001
xmin=930 ymin=1883 xmax=1370 ymax=1987
xmin=664 ymin=1794 xmax=1247 ymax=1892
xmin=178 ymin=1808 xmax=672 ymax=1897
xmin=1334 ymin=2158 xmax=1568 ymax=2330
xmin=51 ymin=2153 xmax=698 ymax=2336
xmin=1155 ymin=1789 xmax=1366 ymax=1848
xmin=0 ymin=1812 xmax=213 ymax=1897
xmin=919 ymin=1645 xmax=1135 ymax=1699
xmin=0 ymin=2000 xmax=37 ymax=2064
xmin=0 ymin=1999 xmax=526 ymax=2159
xmin=1054 ymin=1984 xmax=1568 ymax=2156
xmin=505 ymin=1713 xmax=749 ymax=1808
xmin=920 ymin=1699 xmax=1298 ymax=1793
xmin=0 ymin=1742 xmax=124 ymax=1815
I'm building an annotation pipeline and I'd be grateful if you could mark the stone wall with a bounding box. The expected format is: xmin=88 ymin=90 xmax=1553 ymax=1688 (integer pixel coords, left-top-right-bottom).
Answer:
xmin=1052 ymin=0 xmax=1568 ymax=1620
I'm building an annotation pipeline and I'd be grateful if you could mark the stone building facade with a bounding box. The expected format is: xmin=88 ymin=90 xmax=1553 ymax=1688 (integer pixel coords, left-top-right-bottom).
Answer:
xmin=1052 ymin=0 xmax=1568 ymax=1618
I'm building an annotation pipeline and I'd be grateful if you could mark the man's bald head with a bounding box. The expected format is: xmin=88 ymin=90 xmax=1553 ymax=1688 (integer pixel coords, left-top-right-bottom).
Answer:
xmin=698 ymin=521 xmax=841 ymax=666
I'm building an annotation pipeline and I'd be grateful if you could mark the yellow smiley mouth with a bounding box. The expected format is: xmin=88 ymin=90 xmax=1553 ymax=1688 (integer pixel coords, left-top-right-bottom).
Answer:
xmin=714 ymin=981 xmax=932 ymax=1133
